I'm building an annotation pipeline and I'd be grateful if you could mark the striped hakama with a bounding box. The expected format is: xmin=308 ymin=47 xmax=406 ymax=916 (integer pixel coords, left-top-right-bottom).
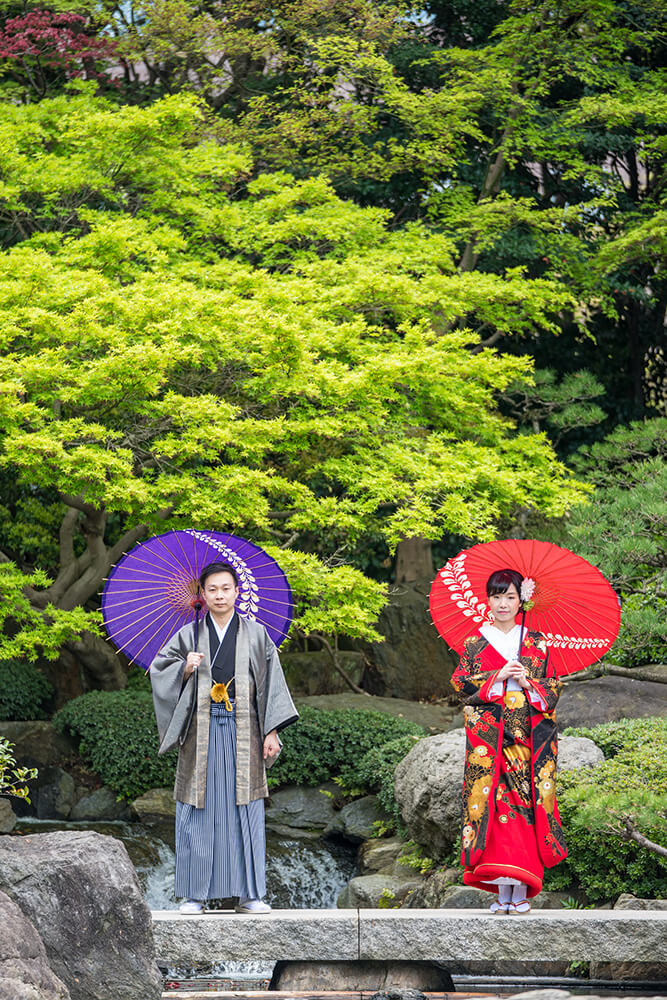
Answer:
xmin=174 ymin=703 xmax=266 ymax=901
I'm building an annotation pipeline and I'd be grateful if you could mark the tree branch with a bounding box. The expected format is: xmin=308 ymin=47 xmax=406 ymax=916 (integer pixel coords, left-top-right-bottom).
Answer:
xmin=611 ymin=815 xmax=667 ymax=859
xmin=305 ymin=632 xmax=369 ymax=695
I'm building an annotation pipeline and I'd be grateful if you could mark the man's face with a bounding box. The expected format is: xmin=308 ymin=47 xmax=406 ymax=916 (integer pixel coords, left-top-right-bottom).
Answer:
xmin=203 ymin=572 xmax=239 ymax=616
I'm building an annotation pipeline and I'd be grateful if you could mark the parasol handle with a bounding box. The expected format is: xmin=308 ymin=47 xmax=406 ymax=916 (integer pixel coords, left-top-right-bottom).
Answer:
xmin=518 ymin=607 xmax=526 ymax=661
xmin=193 ymin=599 xmax=203 ymax=654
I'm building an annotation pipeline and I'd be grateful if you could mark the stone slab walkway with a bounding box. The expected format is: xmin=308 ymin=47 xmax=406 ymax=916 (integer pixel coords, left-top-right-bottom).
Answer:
xmin=153 ymin=908 xmax=667 ymax=966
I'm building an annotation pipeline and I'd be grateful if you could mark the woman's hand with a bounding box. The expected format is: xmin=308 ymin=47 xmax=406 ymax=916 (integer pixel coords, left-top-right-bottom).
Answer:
xmin=263 ymin=729 xmax=280 ymax=761
xmin=184 ymin=651 xmax=204 ymax=679
xmin=497 ymin=659 xmax=530 ymax=688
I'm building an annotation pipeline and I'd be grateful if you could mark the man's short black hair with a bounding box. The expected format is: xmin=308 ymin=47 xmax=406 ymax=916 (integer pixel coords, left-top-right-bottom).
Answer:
xmin=200 ymin=561 xmax=239 ymax=588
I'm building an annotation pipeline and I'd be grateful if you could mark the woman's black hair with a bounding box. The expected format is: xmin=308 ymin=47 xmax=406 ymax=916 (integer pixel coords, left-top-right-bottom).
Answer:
xmin=200 ymin=561 xmax=239 ymax=588
xmin=486 ymin=568 xmax=523 ymax=598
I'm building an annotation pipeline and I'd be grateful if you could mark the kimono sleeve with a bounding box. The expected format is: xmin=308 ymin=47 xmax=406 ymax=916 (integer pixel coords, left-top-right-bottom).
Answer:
xmin=451 ymin=638 xmax=503 ymax=706
xmin=525 ymin=635 xmax=563 ymax=714
xmin=262 ymin=633 xmax=299 ymax=736
xmin=149 ymin=629 xmax=190 ymax=745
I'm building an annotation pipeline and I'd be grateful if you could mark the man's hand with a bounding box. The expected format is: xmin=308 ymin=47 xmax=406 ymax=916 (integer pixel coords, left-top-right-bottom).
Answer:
xmin=184 ymin=651 xmax=204 ymax=679
xmin=497 ymin=659 xmax=530 ymax=688
xmin=263 ymin=729 xmax=280 ymax=761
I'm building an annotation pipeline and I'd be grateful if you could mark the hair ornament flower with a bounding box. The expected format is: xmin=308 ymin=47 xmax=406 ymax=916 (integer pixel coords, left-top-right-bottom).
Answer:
xmin=520 ymin=577 xmax=536 ymax=611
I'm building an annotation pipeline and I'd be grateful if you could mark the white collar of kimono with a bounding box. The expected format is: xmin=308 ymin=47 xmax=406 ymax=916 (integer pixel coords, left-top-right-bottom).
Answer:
xmin=209 ymin=613 xmax=234 ymax=643
xmin=479 ymin=622 xmax=522 ymax=662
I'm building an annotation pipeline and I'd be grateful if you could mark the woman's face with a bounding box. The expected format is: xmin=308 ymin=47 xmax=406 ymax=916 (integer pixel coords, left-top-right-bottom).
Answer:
xmin=488 ymin=584 xmax=520 ymax=627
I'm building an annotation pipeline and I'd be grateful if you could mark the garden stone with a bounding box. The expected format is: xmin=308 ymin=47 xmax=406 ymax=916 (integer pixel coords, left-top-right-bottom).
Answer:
xmin=369 ymin=990 xmax=429 ymax=1000
xmin=557 ymin=735 xmax=603 ymax=771
xmin=325 ymin=795 xmax=388 ymax=843
xmin=0 ymin=889 xmax=70 ymax=1000
xmin=69 ymin=785 xmax=130 ymax=821
xmin=337 ymin=873 xmax=424 ymax=909
xmin=613 ymin=893 xmax=667 ymax=910
xmin=394 ymin=731 xmax=465 ymax=857
xmin=272 ymin=962 xmax=453 ymax=992
xmin=32 ymin=766 xmax=75 ymax=820
xmin=0 ymin=799 xmax=16 ymax=833
xmin=0 ymin=722 xmax=75 ymax=769
xmin=400 ymin=869 xmax=461 ymax=908
xmin=358 ymin=837 xmax=404 ymax=874
xmin=0 ymin=830 xmax=162 ymax=1000
xmin=558 ymin=674 xmax=667 ymax=729
xmin=131 ymin=787 xmax=177 ymax=823
xmin=265 ymin=784 xmax=336 ymax=830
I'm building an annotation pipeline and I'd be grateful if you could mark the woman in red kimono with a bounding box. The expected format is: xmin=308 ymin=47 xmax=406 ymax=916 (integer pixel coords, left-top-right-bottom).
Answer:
xmin=451 ymin=569 xmax=567 ymax=914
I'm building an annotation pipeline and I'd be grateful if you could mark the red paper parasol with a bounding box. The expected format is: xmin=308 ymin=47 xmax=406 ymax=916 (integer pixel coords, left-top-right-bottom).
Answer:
xmin=429 ymin=538 xmax=621 ymax=675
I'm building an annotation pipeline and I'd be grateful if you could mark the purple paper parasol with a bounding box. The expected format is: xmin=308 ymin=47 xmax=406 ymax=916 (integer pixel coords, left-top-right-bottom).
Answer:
xmin=101 ymin=529 xmax=293 ymax=671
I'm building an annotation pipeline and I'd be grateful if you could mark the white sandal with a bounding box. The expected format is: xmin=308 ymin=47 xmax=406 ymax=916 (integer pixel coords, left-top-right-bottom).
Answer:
xmin=489 ymin=900 xmax=509 ymax=914
xmin=179 ymin=899 xmax=204 ymax=914
xmin=509 ymin=899 xmax=531 ymax=914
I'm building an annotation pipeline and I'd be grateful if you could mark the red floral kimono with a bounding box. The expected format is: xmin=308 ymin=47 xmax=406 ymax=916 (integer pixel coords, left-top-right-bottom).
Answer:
xmin=451 ymin=628 xmax=568 ymax=897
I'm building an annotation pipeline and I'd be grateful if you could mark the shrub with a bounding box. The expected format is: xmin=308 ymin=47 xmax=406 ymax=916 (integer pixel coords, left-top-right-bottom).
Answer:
xmin=54 ymin=693 xmax=426 ymax=802
xmin=337 ymin=734 xmax=425 ymax=829
xmin=543 ymin=717 xmax=667 ymax=901
xmin=0 ymin=659 xmax=54 ymax=720
xmin=267 ymin=706 xmax=426 ymax=789
xmin=54 ymin=690 xmax=177 ymax=800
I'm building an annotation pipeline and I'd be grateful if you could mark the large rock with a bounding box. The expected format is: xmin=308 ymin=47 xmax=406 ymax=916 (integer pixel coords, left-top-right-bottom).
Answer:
xmin=0 ymin=722 xmax=75 ymax=768
xmin=0 ymin=799 xmax=16 ymax=834
xmin=282 ymin=651 xmax=365 ymax=695
xmin=31 ymin=766 xmax=76 ymax=820
xmin=401 ymin=869 xmax=463 ymax=908
xmin=131 ymin=787 xmax=177 ymax=823
xmin=325 ymin=796 xmax=389 ymax=843
xmin=69 ymin=786 xmax=130 ymax=821
xmin=394 ymin=730 xmax=465 ymax=858
xmin=359 ymin=582 xmax=458 ymax=701
xmin=0 ymin=889 xmax=70 ymax=1000
xmin=265 ymin=784 xmax=336 ymax=831
xmin=557 ymin=735 xmax=603 ymax=771
xmin=337 ymin=873 xmax=424 ymax=909
xmin=271 ymin=961 xmax=453 ymax=991
xmin=358 ymin=837 xmax=405 ymax=875
xmin=0 ymin=831 xmax=162 ymax=1000
xmin=394 ymin=729 xmax=605 ymax=858
xmin=558 ymin=674 xmax=667 ymax=729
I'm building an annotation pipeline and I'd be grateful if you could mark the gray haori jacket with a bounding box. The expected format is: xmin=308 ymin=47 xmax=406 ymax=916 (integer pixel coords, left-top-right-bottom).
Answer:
xmin=149 ymin=615 xmax=298 ymax=808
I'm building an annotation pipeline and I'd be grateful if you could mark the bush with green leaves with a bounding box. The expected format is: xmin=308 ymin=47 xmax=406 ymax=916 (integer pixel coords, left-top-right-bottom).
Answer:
xmin=54 ymin=692 xmax=426 ymax=800
xmin=54 ymin=690 xmax=177 ymax=800
xmin=543 ymin=717 xmax=667 ymax=901
xmin=268 ymin=707 xmax=426 ymax=789
xmin=336 ymin=734 xmax=425 ymax=830
xmin=0 ymin=660 xmax=54 ymax=721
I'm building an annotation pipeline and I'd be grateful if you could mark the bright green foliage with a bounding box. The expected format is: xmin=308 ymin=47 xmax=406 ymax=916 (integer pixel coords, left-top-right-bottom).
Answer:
xmin=0 ymin=90 xmax=586 ymax=665
xmin=337 ymin=732 xmax=424 ymax=830
xmin=0 ymin=738 xmax=38 ymax=800
xmin=544 ymin=717 xmax=667 ymax=901
xmin=54 ymin=690 xmax=178 ymax=799
xmin=0 ymin=659 xmax=54 ymax=720
xmin=268 ymin=706 xmax=426 ymax=789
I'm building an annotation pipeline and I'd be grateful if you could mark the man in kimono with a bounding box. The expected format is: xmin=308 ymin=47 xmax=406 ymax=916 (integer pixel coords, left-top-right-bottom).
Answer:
xmin=150 ymin=561 xmax=298 ymax=914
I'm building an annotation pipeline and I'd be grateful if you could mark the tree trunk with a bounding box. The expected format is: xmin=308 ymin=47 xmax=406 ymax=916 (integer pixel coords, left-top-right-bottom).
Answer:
xmin=394 ymin=536 xmax=434 ymax=583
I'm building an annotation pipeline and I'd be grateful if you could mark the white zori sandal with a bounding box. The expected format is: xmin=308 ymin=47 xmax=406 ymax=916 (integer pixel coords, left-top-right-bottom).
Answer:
xmin=179 ymin=899 xmax=204 ymax=914
xmin=489 ymin=900 xmax=509 ymax=914
xmin=508 ymin=899 xmax=531 ymax=914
